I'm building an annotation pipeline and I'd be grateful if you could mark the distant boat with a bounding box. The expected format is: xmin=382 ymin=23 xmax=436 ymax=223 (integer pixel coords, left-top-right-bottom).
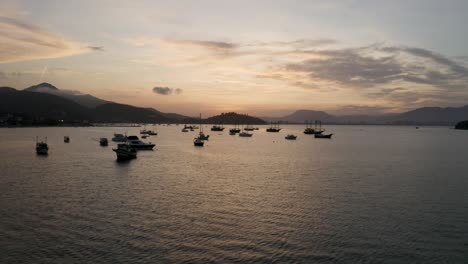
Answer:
xmin=266 ymin=122 xmax=281 ymax=132
xmin=304 ymin=120 xmax=323 ymax=135
xmin=193 ymin=137 xmax=204 ymax=146
xmin=182 ymin=128 xmax=189 ymax=132
xmin=315 ymin=133 xmax=333 ymax=139
xmin=113 ymin=143 xmax=137 ymax=161
xmin=229 ymin=130 xmax=236 ymax=135
xmin=112 ymin=133 xmax=127 ymax=142
xmin=141 ymin=134 xmax=149 ymax=139
xmin=244 ymin=125 xmax=255 ymax=131
xmin=230 ymin=123 xmax=241 ymax=134
xmin=285 ymin=134 xmax=297 ymax=140
xmin=64 ymin=136 xmax=70 ymax=143
xmin=36 ymin=137 xmax=48 ymax=155
xmin=126 ymin=135 xmax=155 ymax=150
xmin=99 ymin=137 xmax=108 ymax=146
xmin=239 ymin=131 xmax=253 ymax=137
xmin=211 ymin=124 xmax=225 ymax=131
xmin=148 ymin=130 xmax=158 ymax=135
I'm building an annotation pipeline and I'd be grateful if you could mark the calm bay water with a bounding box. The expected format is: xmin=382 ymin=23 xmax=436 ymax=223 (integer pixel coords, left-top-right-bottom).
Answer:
xmin=1 ymin=125 xmax=467 ymax=263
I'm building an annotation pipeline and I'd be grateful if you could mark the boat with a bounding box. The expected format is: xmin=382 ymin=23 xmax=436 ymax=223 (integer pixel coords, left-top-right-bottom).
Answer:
xmin=140 ymin=129 xmax=150 ymax=134
xmin=285 ymin=134 xmax=297 ymax=140
xmin=229 ymin=130 xmax=236 ymax=135
xmin=244 ymin=125 xmax=255 ymax=131
xmin=99 ymin=138 xmax=108 ymax=146
xmin=148 ymin=130 xmax=158 ymax=135
xmin=113 ymin=143 xmax=137 ymax=160
xmin=193 ymin=137 xmax=204 ymax=146
xmin=230 ymin=123 xmax=241 ymax=134
xmin=112 ymin=133 xmax=127 ymax=142
xmin=266 ymin=122 xmax=281 ymax=132
xmin=195 ymin=113 xmax=209 ymax=142
xmin=239 ymin=131 xmax=253 ymax=137
xmin=64 ymin=136 xmax=70 ymax=143
xmin=304 ymin=120 xmax=324 ymax=135
xmin=182 ymin=128 xmax=189 ymax=132
xmin=141 ymin=135 xmax=149 ymax=139
xmin=315 ymin=133 xmax=333 ymax=139
xmin=126 ymin=136 xmax=155 ymax=150
xmin=36 ymin=137 xmax=48 ymax=155
xmin=211 ymin=124 xmax=225 ymax=131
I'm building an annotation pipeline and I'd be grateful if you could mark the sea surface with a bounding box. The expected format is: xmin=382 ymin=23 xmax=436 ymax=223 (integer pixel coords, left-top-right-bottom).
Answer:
xmin=1 ymin=125 xmax=467 ymax=263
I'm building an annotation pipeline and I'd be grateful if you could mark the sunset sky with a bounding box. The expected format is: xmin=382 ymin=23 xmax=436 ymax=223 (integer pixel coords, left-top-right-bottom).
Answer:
xmin=1 ymin=0 xmax=468 ymax=116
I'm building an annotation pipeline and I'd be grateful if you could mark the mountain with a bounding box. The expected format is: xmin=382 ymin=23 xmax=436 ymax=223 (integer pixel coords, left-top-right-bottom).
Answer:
xmin=0 ymin=86 xmax=91 ymax=122
xmin=272 ymin=105 xmax=468 ymax=125
xmin=388 ymin=106 xmax=468 ymax=125
xmin=205 ymin=112 xmax=266 ymax=124
xmin=93 ymin=103 xmax=172 ymax=123
xmin=25 ymin=82 xmax=110 ymax=108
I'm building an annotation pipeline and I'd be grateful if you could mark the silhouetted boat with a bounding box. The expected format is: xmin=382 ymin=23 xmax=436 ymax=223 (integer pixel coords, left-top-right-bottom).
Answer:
xmin=193 ymin=137 xmax=204 ymax=146
xmin=229 ymin=130 xmax=236 ymax=135
xmin=64 ymin=136 xmax=70 ymax=143
xmin=36 ymin=137 xmax=48 ymax=155
xmin=315 ymin=133 xmax=333 ymax=139
xmin=99 ymin=138 xmax=108 ymax=146
xmin=285 ymin=134 xmax=297 ymax=140
xmin=113 ymin=143 xmax=137 ymax=160
xmin=211 ymin=124 xmax=225 ymax=131
xmin=112 ymin=133 xmax=127 ymax=142
xmin=239 ymin=131 xmax=253 ymax=137
xmin=266 ymin=122 xmax=281 ymax=132
xmin=244 ymin=125 xmax=255 ymax=131
xmin=304 ymin=120 xmax=323 ymax=135
xmin=126 ymin=136 xmax=155 ymax=150
xmin=195 ymin=113 xmax=209 ymax=142
xmin=182 ymin=128 xmax=189 ymax=132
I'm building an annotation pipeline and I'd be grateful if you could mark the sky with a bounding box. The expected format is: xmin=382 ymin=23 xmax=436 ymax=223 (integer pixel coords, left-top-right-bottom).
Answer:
xmin=1 ymin=0 xmax=468 ymax=116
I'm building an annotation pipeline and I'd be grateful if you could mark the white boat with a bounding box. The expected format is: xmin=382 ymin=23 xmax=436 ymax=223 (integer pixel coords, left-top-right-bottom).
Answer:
xmin=113 ymin=143 xmax=137 ymax=160
xmin=239 ymin=131 xmax=253 ymax=137
xmin=126 ymin=136 xmax=155 ymax=150
xmin=36 ymin=137 xmax=48 ymax=155
xmin=112 ymin=133 xmax=127 ymax=142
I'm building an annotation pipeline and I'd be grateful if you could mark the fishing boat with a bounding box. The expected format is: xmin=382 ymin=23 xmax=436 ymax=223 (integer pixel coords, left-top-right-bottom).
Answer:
xmin=285 ymin=134 xmax=297 ymax=140
xmin=36 ymin=137 xmax=49 ymax=155
xmin=99 ymin=138 xmax=108 ymax=146
xmin=239 ymin=131 xmax=253 ymax=137
xmin=64 ymin=136 xmax=70 ymax=143
xmin=126 ymin=136 xmax=155 ymax=150
xmin=113 ymin=143 xmax=137 ymax=161
xmin=266 ymin=122 xmax=281 ymax=132
xmin=112 ymin=133 xmax=127 ymax=142
xmin=315 ymin=133 xmax=333 ymax=139
xmin=211 ymin=124 xmax=225 ymax=131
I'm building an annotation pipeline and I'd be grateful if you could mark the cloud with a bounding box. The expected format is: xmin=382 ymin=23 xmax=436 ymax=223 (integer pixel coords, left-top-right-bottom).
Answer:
xmin=88 ymin=46 xmax=105 ymax=52
xmin=152 ymin=86 xmax=182 ymax=95
xmin=0 ymin=16 xmax=90 ymax=63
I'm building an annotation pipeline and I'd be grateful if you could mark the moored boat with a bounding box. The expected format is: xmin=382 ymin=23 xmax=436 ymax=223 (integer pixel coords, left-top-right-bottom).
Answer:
xmin=285 ymin=134 xmax=297 ymax=140
xmin=112 ymin=133 xmax=127 ymax=142
xmin=100 ymin=137 xmax=108 ymax=146
xmin=315 ymin=133 xmax=333 ymax=139
xmin=239 ymin=131 xmax=253 ymax=137
xmin=211 ymin=125 xmax=225 ymax=131
xmin=126 ymin=136 xmax=155 ymax=150
xmin=266 ymin=122 xmax=281 ymax=132
xmin=36 ymin=137 xmax=49 ymax=155
xmin=193 ymin=137 xmax=204 ymax=146
xmin=64 ymin=136 xmax=70 ymax=143
xmin=113 ymin=143 xmax=137 ymax=160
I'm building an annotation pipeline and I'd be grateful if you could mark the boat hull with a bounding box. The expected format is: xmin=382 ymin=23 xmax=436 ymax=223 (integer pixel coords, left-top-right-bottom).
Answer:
xmin=113 ymin=149 xmax=137 ymax=160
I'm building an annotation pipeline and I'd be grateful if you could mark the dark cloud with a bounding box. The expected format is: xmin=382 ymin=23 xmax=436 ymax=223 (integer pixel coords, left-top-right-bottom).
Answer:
xmin=280 ymin=45 xmax=468 ymax=90
xmin=152 ymin=86 xmax=182 ymax=95
xmin=88 ymin=46 xmax=105 ymax=52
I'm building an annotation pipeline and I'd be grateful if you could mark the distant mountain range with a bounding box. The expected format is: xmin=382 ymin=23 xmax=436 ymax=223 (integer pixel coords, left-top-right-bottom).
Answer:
xmin=265 ymin=106 xmax=468 ymax=126
xmin=1 ymin=82 xmax=467 ymax=125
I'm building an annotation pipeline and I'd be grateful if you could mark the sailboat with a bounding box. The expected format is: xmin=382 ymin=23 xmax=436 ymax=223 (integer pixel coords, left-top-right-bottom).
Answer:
xmin=229 ymin=123 xmax=241 ymax=134
xmin=266 ymin=122 xmax=281 ymax=132
xmin=304 ymin=120 xmax=324 ymax=135
xmin=194 ymin=113 xmax=208 ymax=146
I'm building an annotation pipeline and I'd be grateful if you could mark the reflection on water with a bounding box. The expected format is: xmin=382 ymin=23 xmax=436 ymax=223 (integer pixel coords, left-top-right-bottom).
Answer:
xmin=1 ymin=125 xmax=468 ymax=263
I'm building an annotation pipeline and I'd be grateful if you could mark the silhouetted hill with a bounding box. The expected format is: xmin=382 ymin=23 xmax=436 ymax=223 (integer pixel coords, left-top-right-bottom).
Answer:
xmin=268 ymin=110 xmax=336 ymax=123
xmin=0 ymin=87 xmax=91 ymax=121
xmin=25 ymin=82 xmax=110 ymax=108
xmin=205 ymin=112 xmax=266 ymax=124
xmin=93 ymin=103 xmax=174 ymax=123
xmin=388 ymin=106 xmax=468 ymax=125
